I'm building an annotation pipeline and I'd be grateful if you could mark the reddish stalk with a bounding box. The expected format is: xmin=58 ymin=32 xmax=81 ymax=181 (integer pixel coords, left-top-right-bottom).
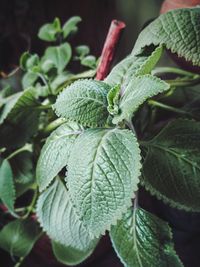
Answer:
xmin=96 ymin=20 xmax=126 ymax=81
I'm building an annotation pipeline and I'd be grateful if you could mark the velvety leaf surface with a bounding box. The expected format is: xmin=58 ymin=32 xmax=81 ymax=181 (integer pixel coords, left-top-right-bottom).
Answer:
xmin=133 ymin=8 xmax=200 ymax=66
xmin=36 ymin=122 xmax=83 ymax=192
xmin=110 ymin=207 xmax=183 ymax=267
xmin=37 ymin=179 xmax=97 ymax=251
xmin=53 ymin=79 xmax=111 ymax=127
xmin=67 ymin=128 xmax=141 ymax=237
xmin=112 ymin=74 xmax=169 ymax=124
xmin=142 ymin=119 xmax=200 ymax=211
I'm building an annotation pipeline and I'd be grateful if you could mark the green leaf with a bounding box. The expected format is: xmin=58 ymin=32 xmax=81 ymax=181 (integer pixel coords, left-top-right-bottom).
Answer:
xmin=105 ymin=45 xmax=163 ymax=88
xmin=22 ymin=72 xmax=38 ymax=89
xmin=40 ymin=59 xmax=55 ymax=73
xmin=0 ymin=219 xmax=41 ymax=258
xmin=133 ymin=8 xmax=200 ymax=66
xmin=75 ymin=45 xmax=90 ymax=58
xmin=107 ymin=84 xmax=121 ymax=115
xmin=81 ymin=55 xmax=96 ymax=69
xmin=142 ymin=119 xmax=200 ymax=212
xmin=62 ymin=16 xmax=82 ymax=39
xmin=43 ymin=43 xmax=72 ymax=73
xmin=0 ymin=159 xmax=15 ymax=213
xmin=112 ymin=74 xmax=170 ymax=124
xmin=53 ymin=79 xmax=111 ymax=127
xmin=0 ymin=88 xmax=41 ymax=149
xmin=38 ymin=17 xmax=61 ymax=42
xmin=20 ymin=52 xmax=31 ymax=71
xmin=0 ymin=93 xmax=21 ymax=124
xmin=52 ymin=241 xmax=95 ymax=266
xmin=37 ymin=179 xmax=97 ymax=251
xmin=37 ymin=122 xmax=84 ymax=192
xmin=110 ymin=207 xmax=183 ymax=267
xmin=67 ymin=128 xmax=141 ymax=237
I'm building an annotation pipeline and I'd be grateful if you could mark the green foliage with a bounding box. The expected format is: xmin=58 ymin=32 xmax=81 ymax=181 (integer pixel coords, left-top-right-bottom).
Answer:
xmin=110 ymin=207 xmax=183 ymax=267
xmin=67 ymin=128 xmax=141 ymax=237
xmin=133 ymin=8 xmax=200 ymax=66
xmin=142 ymin=119 xmax=200 ymax=212
xmin=0 ymin=219 xmax=41 ymax=258
xmin=53 ymin=79 xmax=111 ymax=127
xmin=1 ymin=8 xmax=200 ymax=267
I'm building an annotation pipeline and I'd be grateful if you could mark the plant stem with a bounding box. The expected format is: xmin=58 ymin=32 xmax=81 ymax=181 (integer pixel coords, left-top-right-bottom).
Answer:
xmin=166 ymin=76 xmax=200 ymax=87
xmin=6 ymin=144 xmax=32 ymax=160
xmin=42 ymin=117 xmax=66 ymax=135
xmin=96 ymin=20 xmax=126 ymax=80
xmin=148 ymin=99 xmax=191 ymax=116
xmin=22 ymin=189 xmax=38 ymax=219
xmin=14 ymin=257 xmax=24 ymax=267
xmin=152 ymin=66 xmax=197 ymax=77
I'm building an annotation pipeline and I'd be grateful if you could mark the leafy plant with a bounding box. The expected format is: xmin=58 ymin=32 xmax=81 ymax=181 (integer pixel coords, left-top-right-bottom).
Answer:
xmin=0 ymin=7 xmax=200 ymax=267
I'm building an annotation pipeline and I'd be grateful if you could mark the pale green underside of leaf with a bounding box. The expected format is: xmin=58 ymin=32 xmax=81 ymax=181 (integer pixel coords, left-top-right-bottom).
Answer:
xmin=37 ymin=179 xmax=97 ymax=251
xmin=52 ymin=240 xmax=95 ymax=266
xmin=36 ymin=122 xmax=84 ymax=192
xmin=105 ymin=45 xmax=163 ymax=88
xmin=53 ymin=79 xmax=111 ymax=127
xmin=67 ymin=128 xmax=141 ymax=238
xmin=0 ymin=160 xmax=15 ymax=213
xmin=133 ymin=8 xmax=200 ymax=66
xmin=0 ymin=219 xmax=41 ymax=258
xmin=110 ymin=207 xmax=183 ymax=267
xmin=113 ymin=74 xmax=170 ymax=124
xmin=142 ymin=119 xmax=200 ymax=212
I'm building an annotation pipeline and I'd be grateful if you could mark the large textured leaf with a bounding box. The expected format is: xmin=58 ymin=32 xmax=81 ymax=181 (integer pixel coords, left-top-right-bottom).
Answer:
xmin=67 ymin=128 xmax=141 ymax=237
xmin=37 ymin=179 xmax=97 ymax=251
xmin=43 ymin=43 xmax=72 ymax=73
xmin=37 ymin=122 xmax=83 ymax=192
xmin=142 ymin=119 xmax=200 ymax=212
xmin=0 ymin=159 xmax=15 ymax=213
xmin=112 ymin=74 xmax=170 ymax=124
xmin=0 ymin=219 xmax=41 ymax=258
xmin=53 ymin=79 xmax=111 ymax=127
xmin=52 ymin=241 xmax=95 ymax=266
xmin=0 ymin=88 xmax=41 ymax=149
xmin=133 ymin=8 xmax=200 ymax=66
xmin=105 ymin=45 xmax=163 ymax=88
xmin=110 ymin=207 xmax=183 ymax=267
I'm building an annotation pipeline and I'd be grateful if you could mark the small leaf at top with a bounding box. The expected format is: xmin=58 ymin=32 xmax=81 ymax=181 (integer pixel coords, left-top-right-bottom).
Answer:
xmin=53 ymin=79 xmax=111 ymax=127
xmin=75 ymin=45 xmax=90 ymax=58
xmin=133 ymin=8 xmax=200 ymax=66
xmin=0 ymin=159 xmax=15 ymax=214
xmin=112 ymin=74 xmax=170 ymax=124
xmin=110 ymin=207 xmax=183 ymax=267
xmin=0 ymin=218 xmax=41 ymax=258
xmin=43 ymin=43 xmax=72 ymax=73
xmin=38 ymin=17 xmax=61 ymax=42
xmin=67 ymin=128 xmax=141 ymax=237
xmin=36 ymin=121 xmax=84 ymax=192
xmin=62 ymin=16 xmax=82 ymax=39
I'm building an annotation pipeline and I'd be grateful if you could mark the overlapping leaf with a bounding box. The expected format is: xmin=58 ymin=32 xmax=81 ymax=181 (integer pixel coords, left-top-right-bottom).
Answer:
xmin=36 ymin=122 xmax=83 ymax=192
xmin=110 ymin=207 xmax=183 ymax=267
xmin=67 ymin=128 xmax=141 ymax=237
xmin=142 ymin=119 xmax=200 ymax=212
xmin=133 ymin=8 xmax=200 ymax=66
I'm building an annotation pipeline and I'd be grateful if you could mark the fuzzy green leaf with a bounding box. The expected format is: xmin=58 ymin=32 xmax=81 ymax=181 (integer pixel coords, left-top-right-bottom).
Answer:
xmin=0 ymin=219 xmax=41 ymax=258
xmin=43 ymin=43 xmax=72 ymax=73
xmin=62 ymin=16 xmax=82 ymax=38
xmin=0 ymin=159 xmax=15 ymax=213
xmin=37 ymin=179 xmax=97 ymax=251
xmin=22 ymin=72 xmax=38 ymax=89
xmin=38 ymin=17 xmax=61 ymax=42
xmin=52 ymin=241 xmax=95 ymax=266
xmin=110 ymin=207 xmax=183 ymax=267
xmin=67 ymin=128 xmax=141 ymax=237
xmin=133 ymin=8 xmax=200 ymax=66
xmin=105 ymin=45 xmax=163 ymax=88
xmin=37 ymin=122 xmax=84 ymax=192
xmin=113 ymin=74 xmax=170 ymax=124
xmin=142 ymin=119 xmax=200 ymax=212
xmin=53 ymin=79 xmax=111 ymax=127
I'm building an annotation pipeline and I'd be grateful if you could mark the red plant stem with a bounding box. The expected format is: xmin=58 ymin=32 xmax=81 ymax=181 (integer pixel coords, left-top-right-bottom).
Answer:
xmin=96 ymin=20 xmax=126 ymax=81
